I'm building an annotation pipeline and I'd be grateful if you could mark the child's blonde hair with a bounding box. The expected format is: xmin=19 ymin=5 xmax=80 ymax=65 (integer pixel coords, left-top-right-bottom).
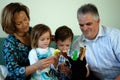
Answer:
xmin=31 ymin=24 xmax=52 ymax=48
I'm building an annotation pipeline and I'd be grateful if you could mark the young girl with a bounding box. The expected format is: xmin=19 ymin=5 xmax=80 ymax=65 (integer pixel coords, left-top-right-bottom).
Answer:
xmin=28 ymin=24 xmax=59 ymax=80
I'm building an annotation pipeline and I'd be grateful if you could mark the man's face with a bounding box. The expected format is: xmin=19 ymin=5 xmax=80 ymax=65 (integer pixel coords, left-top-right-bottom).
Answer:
xmin=78 ymin=13 xmax=100 ymax=40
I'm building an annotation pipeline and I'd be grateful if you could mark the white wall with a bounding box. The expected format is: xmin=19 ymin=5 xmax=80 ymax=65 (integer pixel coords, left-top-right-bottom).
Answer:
xmin=0 ymin=0 xmax=120 ymax=37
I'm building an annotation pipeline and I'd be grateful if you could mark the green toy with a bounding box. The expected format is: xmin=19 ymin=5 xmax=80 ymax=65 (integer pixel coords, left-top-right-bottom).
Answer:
xmin=71 ymin=50 xmax=79 ymax=61
xmin=54 ymin=49 xmax=60 ymax=55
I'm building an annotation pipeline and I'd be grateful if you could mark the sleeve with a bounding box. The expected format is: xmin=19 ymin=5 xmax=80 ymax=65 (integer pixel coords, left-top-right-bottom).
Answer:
xmin=28 ymin=49 xmax=38 ymax=65
xmin=0 ymin=65 xmax=9 ymax=80
xmin=2 ymin=39 xmax=27 ymax=79
xmin=111 ymin=29 xmax=120 ymax=62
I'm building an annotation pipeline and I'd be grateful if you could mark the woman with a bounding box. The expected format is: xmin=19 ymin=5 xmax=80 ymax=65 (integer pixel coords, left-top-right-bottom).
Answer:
xmin=1 ymin=2 xmax=56 ymax=80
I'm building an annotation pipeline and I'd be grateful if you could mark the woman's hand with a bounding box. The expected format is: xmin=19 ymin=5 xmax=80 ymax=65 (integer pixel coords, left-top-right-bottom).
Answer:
xmin=26 ymin=57 xmax=56 ymax=76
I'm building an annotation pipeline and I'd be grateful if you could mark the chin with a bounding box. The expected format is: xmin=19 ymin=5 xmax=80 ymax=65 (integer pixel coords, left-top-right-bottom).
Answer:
xmin=42 ymin=46 xmax=48 ymax=49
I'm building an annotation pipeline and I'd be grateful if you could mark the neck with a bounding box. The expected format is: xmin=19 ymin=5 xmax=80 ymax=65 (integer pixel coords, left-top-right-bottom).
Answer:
xmin=14 ymin=32 xmax=31 ymax=46
xmin=14 ymin=32 xmax=28 ymax=38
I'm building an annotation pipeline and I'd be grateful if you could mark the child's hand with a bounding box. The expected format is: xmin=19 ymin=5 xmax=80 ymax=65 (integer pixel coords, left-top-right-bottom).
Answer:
xmin=53 ymin=49 xmax=60 ymax=68
xmin=54 ymin=49 xmax=60 ymax=55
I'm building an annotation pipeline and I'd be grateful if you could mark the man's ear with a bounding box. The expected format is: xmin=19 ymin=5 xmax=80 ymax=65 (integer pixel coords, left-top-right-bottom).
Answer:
xmin=97 ymin=18 xmax=100 ymax=24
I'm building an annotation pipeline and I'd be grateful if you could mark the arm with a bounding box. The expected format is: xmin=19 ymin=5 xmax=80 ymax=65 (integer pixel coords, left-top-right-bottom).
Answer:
xmin=115 ymin=75 xmax=120 ymax=80
xmin=111 ymin=30 xmax=120 ymax=80
xmin=27 ymin=49 xmax=58 ymax=75
xmin=26 ymin=57 xmax=56 ymax=76
xmin=2 ymin=39 xmax=28 ymax=79
xmin=2 ymin=38 xmax=57 ymax=79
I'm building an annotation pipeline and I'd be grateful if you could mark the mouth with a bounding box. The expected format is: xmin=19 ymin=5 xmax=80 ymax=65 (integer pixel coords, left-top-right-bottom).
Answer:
xmin=44 ymin=44 xmax=49 ymax=47
xmin=45 ymin=44 xmax=49 ymax=45
xmin=62 ymin=50 xmax=67 ymax=53
xmin=62 ymin=51 xmax=67 ymax=54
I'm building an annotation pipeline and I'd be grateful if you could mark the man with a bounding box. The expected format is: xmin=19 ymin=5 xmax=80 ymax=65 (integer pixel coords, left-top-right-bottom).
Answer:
xmin=72 ymin=3 xmax=120 ymax=80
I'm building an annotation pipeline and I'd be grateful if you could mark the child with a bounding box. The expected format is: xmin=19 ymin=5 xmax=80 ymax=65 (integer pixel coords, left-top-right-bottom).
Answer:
xmin=28 ymin=24 xmax=59 ymax=80
xmin=55 ymin=26 xmax=89 ymax=80
xmin=55 ymin=25 xmax=73 ymax=80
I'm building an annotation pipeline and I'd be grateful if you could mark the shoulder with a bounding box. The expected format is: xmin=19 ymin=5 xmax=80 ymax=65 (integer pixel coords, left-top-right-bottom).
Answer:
xmin=3 ymin=35 xmax=17 ymax=47
xmin=49 ymin=47 xmax=55 ymax=52
xmin=4 ymin=35 xmax=16 ymax=42
xmin=104 ymin=26 xmax=120 ymax=34
xmin=102 ymin=26 xmax=120 ymax=45
xmin=29 ymin=49 xmax=36 ymax=54
xmin=104 ymin=26 xmax=120 ymax=38
xmin=48 ymin=47 xmax=55 ymax=54
xmin=28 ymin=49 xmax=37 ymax=57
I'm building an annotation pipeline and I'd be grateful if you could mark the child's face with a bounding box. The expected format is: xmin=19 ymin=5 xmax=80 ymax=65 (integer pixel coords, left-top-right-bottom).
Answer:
xmin=56 ymin=37 xmax=72 ymax=53
xmin=38 ymin=31 xmax=51 ymax=48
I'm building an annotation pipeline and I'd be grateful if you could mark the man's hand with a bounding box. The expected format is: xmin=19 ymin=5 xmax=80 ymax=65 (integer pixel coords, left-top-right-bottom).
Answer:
xmin=115 ymin=74 xmax=120 ymax=80
xmin=61 ymin=51 xmax=69 ymax=59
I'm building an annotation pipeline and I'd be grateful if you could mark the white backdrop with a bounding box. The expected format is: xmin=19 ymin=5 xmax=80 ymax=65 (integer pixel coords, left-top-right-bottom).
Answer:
xmin=0 ymin=0 xmax=120 ymax=37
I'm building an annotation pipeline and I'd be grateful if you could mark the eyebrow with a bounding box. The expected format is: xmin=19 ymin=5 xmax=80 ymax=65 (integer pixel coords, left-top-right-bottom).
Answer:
xmin=80 ymin=22 xmax=93 ymax=27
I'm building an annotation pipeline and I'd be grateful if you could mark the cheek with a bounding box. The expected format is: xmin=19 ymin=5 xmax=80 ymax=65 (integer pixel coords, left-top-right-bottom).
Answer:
xmin=26 ymin=20 xmax=30 ymax=25
xmin=48 ymin=40 xmax=51 ymax=43
xmin=80 ymin=27 xmax=87 ymax=32
xmin=66 ymin=46 xmax=70 ymax=50
xmin=38 ymin=40 xmax=42 ymax=45
xmin=57 ymin=46 xmax=63 ymax=51
xmin=90 ymin=25 xmax=97 ymax=34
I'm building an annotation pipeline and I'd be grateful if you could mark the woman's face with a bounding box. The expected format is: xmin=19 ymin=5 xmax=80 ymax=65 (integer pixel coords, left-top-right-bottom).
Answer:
xmin=14 ymin=11 xmax=30 ymax=34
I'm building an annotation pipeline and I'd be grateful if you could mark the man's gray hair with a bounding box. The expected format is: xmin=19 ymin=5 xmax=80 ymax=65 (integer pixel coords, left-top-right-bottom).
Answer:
xmin=77 ymin=3 xmax=99 ymax=20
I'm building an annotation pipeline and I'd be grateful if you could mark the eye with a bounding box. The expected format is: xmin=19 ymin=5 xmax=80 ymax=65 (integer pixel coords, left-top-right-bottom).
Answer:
xmin=47 ymin=38 xmax=50 ymax=40
xmin=16 ymin=22 xmax=22 ymax=26
xmin=66 ymin=44 xmax=70 ymax=47
xmin=58 ymin=44 xmax=64 ymax=47
xmin=79 ymin=24 xmax=84 ymax=27
xmin=40 ymin=38 xmax=45 ymax=41
xmin=86 ymin=22 xmax=92 ymax=26
xmin=24 ymin=18 xmax=29 ymax=22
